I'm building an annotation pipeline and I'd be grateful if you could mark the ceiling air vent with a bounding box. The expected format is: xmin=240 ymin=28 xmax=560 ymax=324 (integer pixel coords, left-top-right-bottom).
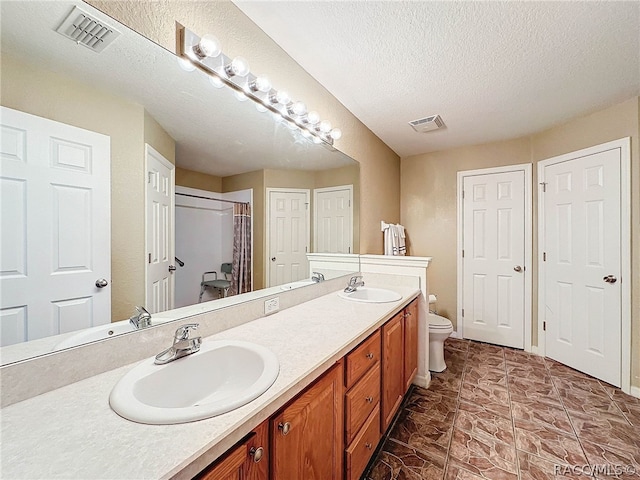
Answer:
xmin=56 ymin=6 xmax=120 ymax=53
xmin=408 ymin=114 xmax=445 ymax=133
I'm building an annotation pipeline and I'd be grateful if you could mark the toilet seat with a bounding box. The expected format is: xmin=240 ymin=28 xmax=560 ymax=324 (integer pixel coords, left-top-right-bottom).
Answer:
xmin=429 ymin=314 xmax=452 ymax=329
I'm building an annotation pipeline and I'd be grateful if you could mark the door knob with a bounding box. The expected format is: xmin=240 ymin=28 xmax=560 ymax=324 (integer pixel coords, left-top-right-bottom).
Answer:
xmin=168 ymin=265 xmax=176 ymax=272
xmin=513 ymin=266 xmax=523 ymax=272
xmin=95 ymin=278 xmax=108 ymax=288
xmin=271 ymin=257 xmax=276 ymax=262
xmin=603 ymin=275 xmax=617 ymax=284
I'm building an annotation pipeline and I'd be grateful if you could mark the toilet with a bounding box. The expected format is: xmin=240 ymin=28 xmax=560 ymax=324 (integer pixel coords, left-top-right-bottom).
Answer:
xmin=428 ymin=295 xmax=454 ymax=372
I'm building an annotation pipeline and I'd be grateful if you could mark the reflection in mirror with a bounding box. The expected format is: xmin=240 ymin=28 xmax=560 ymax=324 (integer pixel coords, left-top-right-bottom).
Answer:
xmin=0 ymin=1 xmax=359 ymax=365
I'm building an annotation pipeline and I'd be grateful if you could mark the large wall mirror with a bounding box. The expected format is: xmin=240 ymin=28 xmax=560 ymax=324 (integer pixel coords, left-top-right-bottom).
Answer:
xmin=0 ymin=0 xmax=360 ymax=365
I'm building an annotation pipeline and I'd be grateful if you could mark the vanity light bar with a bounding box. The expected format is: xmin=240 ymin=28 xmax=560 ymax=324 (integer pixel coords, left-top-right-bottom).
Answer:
xmin=177 ymin=26 xmax=342 ymax=147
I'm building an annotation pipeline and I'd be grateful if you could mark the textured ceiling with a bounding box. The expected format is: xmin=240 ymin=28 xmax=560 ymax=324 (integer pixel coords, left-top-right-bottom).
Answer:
xmin=0 ymin=1 xmax=355 ymax=177
xmin=234 ymin=1 xmax=640 ymax=157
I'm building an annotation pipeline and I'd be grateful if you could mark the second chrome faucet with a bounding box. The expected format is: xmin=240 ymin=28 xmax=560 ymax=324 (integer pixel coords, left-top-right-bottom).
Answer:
xmin=155 ymin=323 xmax=202 ymax=365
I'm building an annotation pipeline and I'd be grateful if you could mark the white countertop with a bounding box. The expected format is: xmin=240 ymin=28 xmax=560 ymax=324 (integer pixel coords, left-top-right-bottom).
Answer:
xmin=0 ymin=287 xmax=420 ymax=480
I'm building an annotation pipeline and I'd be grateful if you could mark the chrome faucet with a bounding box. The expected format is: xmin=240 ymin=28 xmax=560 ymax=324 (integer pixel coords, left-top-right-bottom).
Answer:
xmin=129 ymin=306 xmax=152 ymax=329
xmin=154 ymin=323 xmax=202 ymax=365
xmin=344 ymin=275 xmax=365 ymax=293
xmin=311 ymin=272 xmax=325 ymax=283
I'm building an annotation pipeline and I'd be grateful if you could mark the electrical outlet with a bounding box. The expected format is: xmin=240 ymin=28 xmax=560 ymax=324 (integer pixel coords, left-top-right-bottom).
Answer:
xmin=264 ymin=297 xmax=279 ymax=315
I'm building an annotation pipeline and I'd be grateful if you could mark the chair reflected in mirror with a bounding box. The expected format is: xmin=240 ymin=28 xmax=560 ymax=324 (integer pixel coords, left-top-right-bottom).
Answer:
xmin=199 ymin=263 xmax=232 ymax=302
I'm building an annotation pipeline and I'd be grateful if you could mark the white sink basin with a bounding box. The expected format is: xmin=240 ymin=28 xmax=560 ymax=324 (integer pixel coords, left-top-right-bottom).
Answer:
xmin=280 ymin=279 xmax=315 ymax=290
xmin=109 ymin=340 xmax=279 ymax=424
xmin=53 ymin=321 xmax=136 ymax=351
xmin=338 ymin=287 xmax=402 ymax=303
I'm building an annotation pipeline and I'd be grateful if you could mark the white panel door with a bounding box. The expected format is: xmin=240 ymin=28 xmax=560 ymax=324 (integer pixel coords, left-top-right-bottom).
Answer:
xmin=462 ymin=171 xmax=525 ymax=348
xmin=314 ymin=185 xmax=353 ymax=254
xmin=267 ymin=189 xmax=309 ymax=287
xmin=543 ymin=149 xmax=621 ymax=386
xmin=145 ymin=145 xmax=174 ymax=314
xmin=0 ymin=106 xmax=110 ymax=346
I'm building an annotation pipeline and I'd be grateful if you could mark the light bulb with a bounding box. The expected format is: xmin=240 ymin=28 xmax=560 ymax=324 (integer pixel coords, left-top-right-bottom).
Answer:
xmin=301 ymin=129 xmax=311 ymax=138
xmin=270 ymin=90 xmax=290 ymax=105
xmin=234 ymin=91 xmax=249 ymax=102
xmin=177 ymin=57 xmax=196 ymax=72
xmin=319 ymin=120 xmax=332 ymax=133
xmin=255 ymin=103 xmax=268 ymax=113
xmin=193 ymin=34 xmax=221 ymax=58
xmin=225 ymin=56 xmax=250 ymax=77
xmin=248 ymin=75 xmax=271 ymax=93
xmin=306 ymin=111 xmax=320 ymax=125
xmin=288 ymin=101 xmax=307 ymax=116
xmin=313 ymin=136 xmax=322 ymax=144
xmin=209 ymin=76 xmax=225 ymax=88
xmin=330 ymin=128 xmax=342 ymax=140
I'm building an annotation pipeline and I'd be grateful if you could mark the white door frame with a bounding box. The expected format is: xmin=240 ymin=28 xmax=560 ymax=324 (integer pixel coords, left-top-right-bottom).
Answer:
xmin=144 ymin=144 xmax=175 ymax=311
xmin=537 ymin=138 xmax=631 ymax=394
xmin=265 ymin=187 xmax=310 ymax=287
xmin=457 ymin=163 xmax=533 ymax=351
xmin=313 ymin=184 xmax=354 ymax=253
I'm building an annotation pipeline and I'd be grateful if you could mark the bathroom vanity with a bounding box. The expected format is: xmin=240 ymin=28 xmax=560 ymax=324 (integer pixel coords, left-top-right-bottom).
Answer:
xmin=0 ymin=285 xmax=422 ymax=479
xmin=195 ymin=297 xmax=419 ymax=480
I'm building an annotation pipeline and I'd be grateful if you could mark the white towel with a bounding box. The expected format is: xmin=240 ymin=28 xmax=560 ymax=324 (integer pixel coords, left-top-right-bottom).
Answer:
xmin=383 ymin=224 xmax=394 ymax=255
xmin=394 ymin=224 xmax=406 ymax=256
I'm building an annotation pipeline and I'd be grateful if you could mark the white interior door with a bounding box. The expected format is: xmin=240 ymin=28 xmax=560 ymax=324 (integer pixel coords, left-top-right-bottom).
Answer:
xmin=314 ymin=185 xmax=353 ymax=254
xmin=267 ymin=188 xmax=309 ymax=287
xmin=542 ymin=148 xmax=621 ymax=386
xmin=462 ymin=170 xmax=526 ymax=348
xmin=0 ymin=106 xmax=110 ymax=346
xmin=145 ymin=145 xmax=174 ymax=314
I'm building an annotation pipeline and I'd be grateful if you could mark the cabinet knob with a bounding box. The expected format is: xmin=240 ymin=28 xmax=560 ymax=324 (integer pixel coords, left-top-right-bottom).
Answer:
xmin=249 ymin=446 xmax=264 ymax=463
xmin=365 ymin=442 xmax=372 ymax=450
xmin=404 ymin=312 xmax=412 ymax=318
xmin=278 ymin=422 xmax=291 ymax=436
xmin=365 ymin=396 xmax=374 ymax=403
xmin=365 ymin=352 xmax=374 ymax=360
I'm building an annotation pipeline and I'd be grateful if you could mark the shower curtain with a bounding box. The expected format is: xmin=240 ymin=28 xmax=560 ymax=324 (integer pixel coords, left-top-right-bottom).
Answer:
xmin=230 ymin=203 xmax=252 ymax=295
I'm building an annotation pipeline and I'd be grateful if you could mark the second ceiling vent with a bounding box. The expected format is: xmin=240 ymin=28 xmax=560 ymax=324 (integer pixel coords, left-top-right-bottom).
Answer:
xmin=408 ymin=114 xmax=445 ymax=133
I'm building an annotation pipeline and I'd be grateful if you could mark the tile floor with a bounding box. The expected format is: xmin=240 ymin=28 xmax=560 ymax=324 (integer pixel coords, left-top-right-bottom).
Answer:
xmin=365 ymin=338 xmax=640 ymax=480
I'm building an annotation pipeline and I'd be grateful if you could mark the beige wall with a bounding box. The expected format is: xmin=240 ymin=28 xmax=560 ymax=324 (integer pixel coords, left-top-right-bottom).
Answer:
xmin=87 ymin=0 xmax=401 ymax=254
xmin=175 ymin=167 xmax=223 ymax=191
xmin=1 ymin=53 xmax=146 ymax=322
xmin=402 ymin=97 xmax=640 ymax=387
xmin=144 ymin=110 xmax=176 ymax=165
xmin=222 ymin=170 xmax=265 ymax=289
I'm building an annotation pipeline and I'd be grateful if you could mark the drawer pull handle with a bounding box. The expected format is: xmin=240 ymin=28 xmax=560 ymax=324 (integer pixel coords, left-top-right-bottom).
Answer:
xmin=365 ymin=352 xmax=374 ymax=360
xmin=278 ymin=422 xmax=291 ymax=436
xmin=365 ymin=442 xmax=372 ymax=450
xmin=365 ymin=396 xmax=374 ymax=403
xmin=249 ymin=446 xmax=264 ymax=463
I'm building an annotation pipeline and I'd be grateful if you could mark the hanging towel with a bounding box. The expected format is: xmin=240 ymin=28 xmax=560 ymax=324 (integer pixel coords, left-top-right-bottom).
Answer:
xmin=394 ymin=224 xmax=406 ymax=256
xmin=383 ymin=223 xmax=394 ymax=255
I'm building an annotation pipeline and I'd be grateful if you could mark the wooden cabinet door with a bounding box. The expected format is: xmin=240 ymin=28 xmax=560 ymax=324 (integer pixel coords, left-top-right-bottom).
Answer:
xmin=197 ymin=443 xmax=247 ymax=480
xmin=246 ymin=420 xmax=269 ymax=480
xmin=381 ymin=312 xmax=404 ymax=431
xmin=404 ymin=300 xmax=419 ymax=391
xmin=271 ymin=362 xmax=344 ymax=480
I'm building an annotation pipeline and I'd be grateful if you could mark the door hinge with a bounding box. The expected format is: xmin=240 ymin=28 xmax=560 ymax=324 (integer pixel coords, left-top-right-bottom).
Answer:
xmin=543 ymin=321 xmax=546 ymax=331
xmin=543 ymin=252 xmax=546 ymax=261
xmin=305 ymin=246 xmax=308 ymax=253
xmin=462 ymin=308 xmax=464 ymax=317
xmin=462 ymin=249 xmax=465 ymax=258
xmin=348 ymin=246 xmax=351 ymax=253
xmin=148 ymin=253 xmax=151 ymax=264
xmin=305 ymin=202 xmax=309 ymax=210
xmin=462 ymin=190 xmax=465 ymax=199
xmin=348 ymin=200 xmax=351 ymax=207
xmin=539 ymin=182 xmax=547 ymax=192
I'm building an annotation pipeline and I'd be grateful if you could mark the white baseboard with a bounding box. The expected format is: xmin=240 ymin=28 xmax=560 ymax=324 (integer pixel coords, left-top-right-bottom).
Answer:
xmin=530 ymin=345 xmax=539 ymax=355
xmin=449 ymin=330 xmax=460 ymax=339
xmin=630 ymin=386 xmax=640 ymax=399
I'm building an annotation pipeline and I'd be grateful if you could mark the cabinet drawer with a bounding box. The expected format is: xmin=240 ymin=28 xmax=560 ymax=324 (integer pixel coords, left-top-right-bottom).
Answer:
xmin=345 ymin=362 xmax=380 ymax=444
xmin=345 ymin=330 xmax=380 ymax=389
xmin=345 ymin=405 xmax=381 ymax=480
